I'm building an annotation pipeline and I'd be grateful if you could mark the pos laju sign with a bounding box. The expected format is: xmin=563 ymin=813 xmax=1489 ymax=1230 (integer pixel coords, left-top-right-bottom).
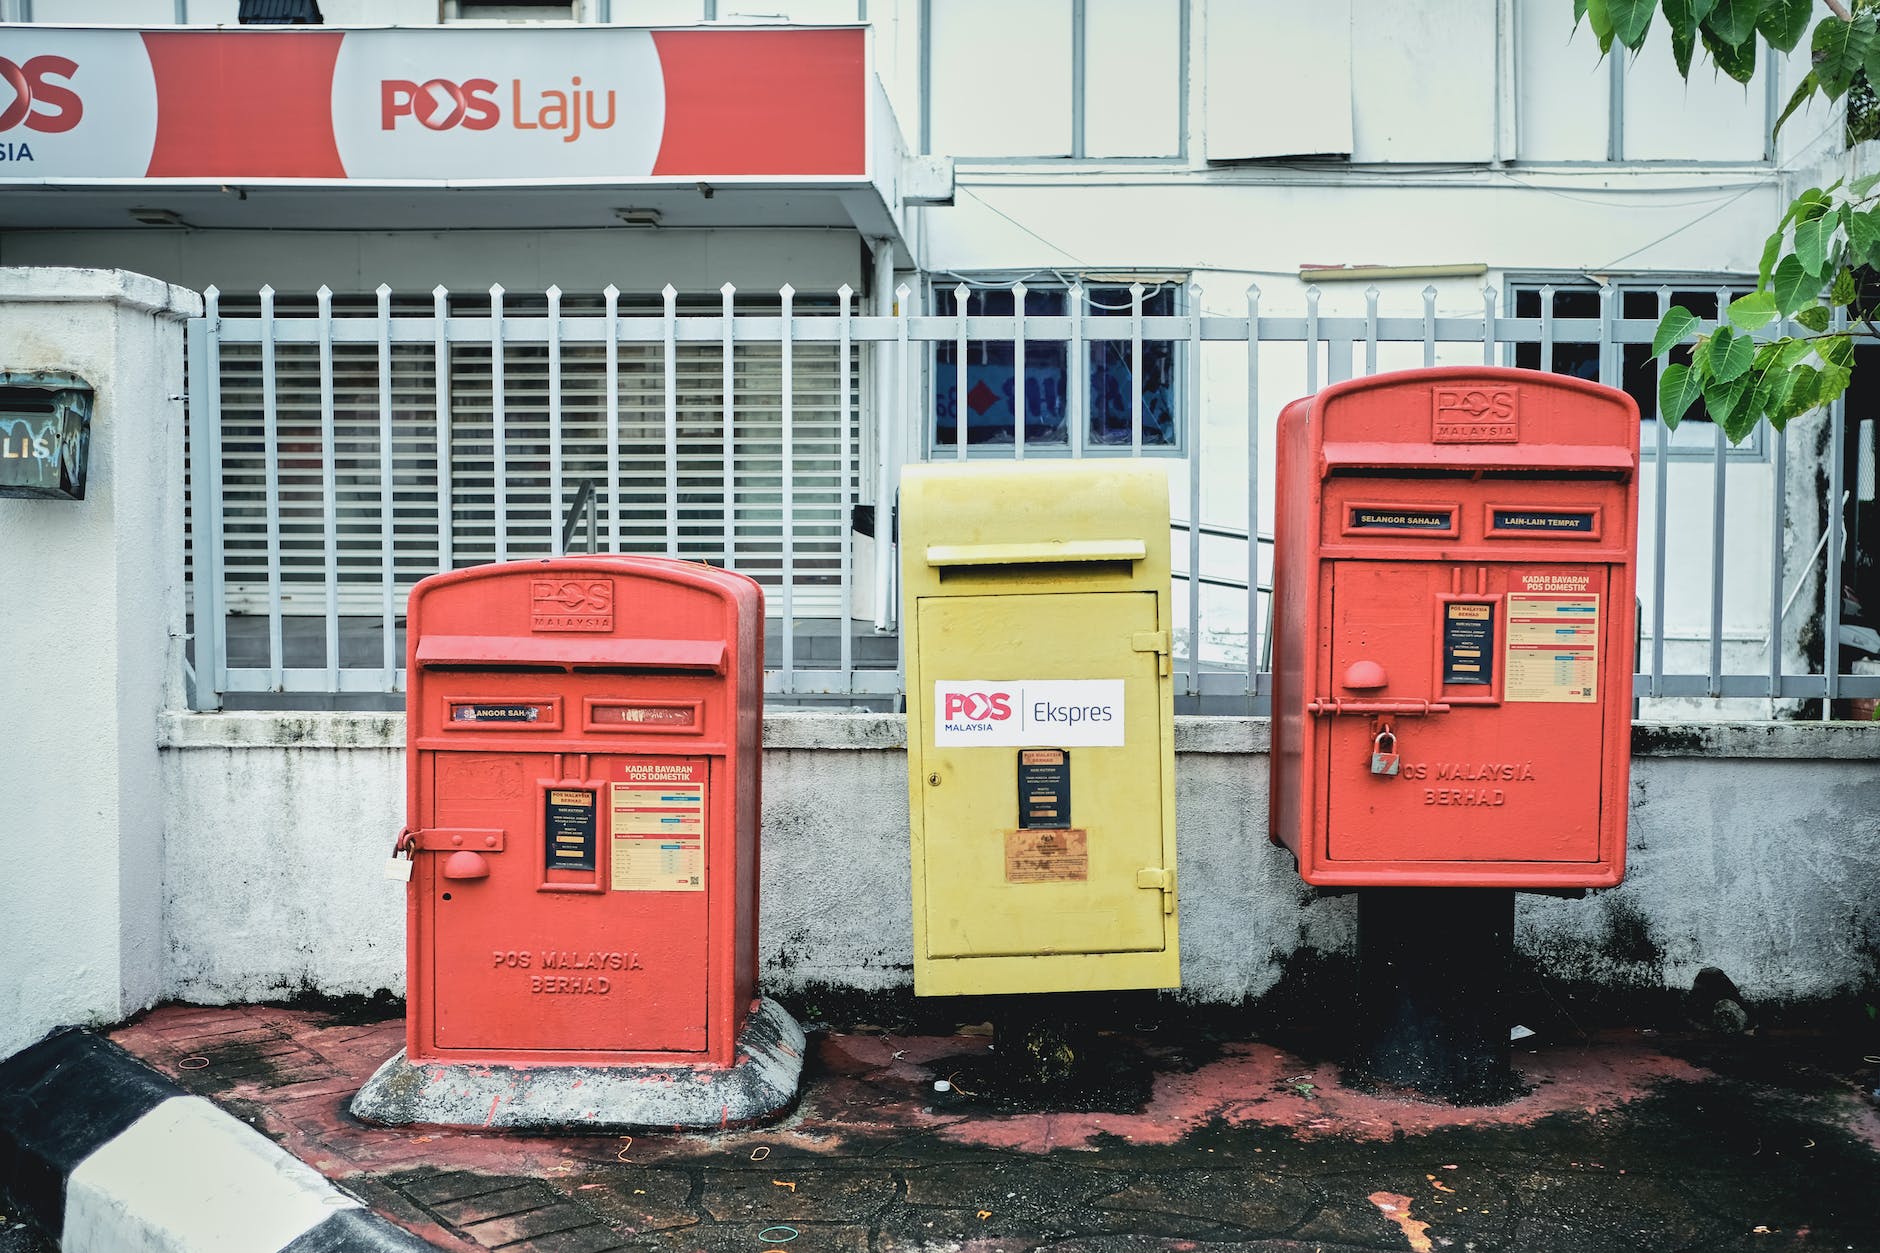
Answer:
xmin=0 ymin=25 xmax=866 ymax=182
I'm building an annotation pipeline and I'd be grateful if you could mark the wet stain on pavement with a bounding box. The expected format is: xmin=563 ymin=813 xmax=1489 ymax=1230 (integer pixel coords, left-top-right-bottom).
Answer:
xmin=89 ymin=1002 xmax=1880 ymax=1253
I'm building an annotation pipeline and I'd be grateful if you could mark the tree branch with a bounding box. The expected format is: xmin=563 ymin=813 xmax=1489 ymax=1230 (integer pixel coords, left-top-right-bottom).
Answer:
xmin=1825 ymin=0 xmax=1853 ymax=21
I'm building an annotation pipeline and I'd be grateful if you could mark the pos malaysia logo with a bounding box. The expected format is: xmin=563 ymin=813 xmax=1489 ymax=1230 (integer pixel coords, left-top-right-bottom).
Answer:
xmin=933 ymin=680 xmax=1125 ymax=748
xmin=331 ymin=29 xmax=664 ymax=181
xmin=0 ymin=55 xmax=82 ymax=149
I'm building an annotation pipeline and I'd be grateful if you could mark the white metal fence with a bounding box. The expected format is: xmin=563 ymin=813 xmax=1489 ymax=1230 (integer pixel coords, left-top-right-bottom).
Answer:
xmin=183 ymin=279 xmax=1880 ymax=714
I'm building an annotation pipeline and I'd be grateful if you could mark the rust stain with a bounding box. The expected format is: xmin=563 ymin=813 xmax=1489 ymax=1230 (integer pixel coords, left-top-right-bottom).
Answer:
xmin=1368 ymin=1190 xmax=1433 ymax=1253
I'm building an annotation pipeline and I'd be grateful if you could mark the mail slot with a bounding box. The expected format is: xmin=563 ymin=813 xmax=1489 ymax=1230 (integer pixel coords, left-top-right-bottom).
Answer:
xmin=901 ymin=461 xmax=1180 ymax=997
xmin=1269 ymin=367 xmax=1640 ymax=888
xmin=397 ymin=556 xmax=762 ymax=1067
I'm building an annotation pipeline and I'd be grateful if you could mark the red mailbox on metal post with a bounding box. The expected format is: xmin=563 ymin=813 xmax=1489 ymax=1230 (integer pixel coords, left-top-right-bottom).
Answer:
xmin=354 ymin=556 xmax=802 ymax=1130
xmin=1269 ymin=367 xmax=1640 ymax=889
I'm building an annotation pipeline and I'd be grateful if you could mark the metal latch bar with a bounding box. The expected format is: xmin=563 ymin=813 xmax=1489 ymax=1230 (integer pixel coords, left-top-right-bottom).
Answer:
xmin=412 ymin=827 xmax=506 ymax=852
xmin=1306 ymin=699 xmax=1452 ymax=716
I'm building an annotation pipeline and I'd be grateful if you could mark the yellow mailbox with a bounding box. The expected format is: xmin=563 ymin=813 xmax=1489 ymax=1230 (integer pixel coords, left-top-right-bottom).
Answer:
xmin=901 ymin=460 xmax=1180 ymax=997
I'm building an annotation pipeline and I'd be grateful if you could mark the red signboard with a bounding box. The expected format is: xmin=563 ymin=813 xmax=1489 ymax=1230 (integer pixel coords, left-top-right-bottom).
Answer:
xmin=0 ymin=25 xmax=867 ymax=182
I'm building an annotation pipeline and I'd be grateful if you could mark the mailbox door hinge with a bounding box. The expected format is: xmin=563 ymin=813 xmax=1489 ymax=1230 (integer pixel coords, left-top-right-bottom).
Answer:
xmin=1131 ymin=630 xmax=1172 ymax=676
xmin=1135 ymin=866 xmax=1176 ymax=914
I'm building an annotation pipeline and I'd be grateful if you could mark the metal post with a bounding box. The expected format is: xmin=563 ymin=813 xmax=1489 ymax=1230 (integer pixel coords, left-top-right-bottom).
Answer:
xmin=1355 ymin=887 xmax=1516 ymax=1104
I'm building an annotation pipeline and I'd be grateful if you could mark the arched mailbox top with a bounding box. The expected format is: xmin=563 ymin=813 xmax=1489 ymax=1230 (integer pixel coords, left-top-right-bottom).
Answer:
xmin=407 ymin=556 xmax=763 ymax=673
xmin=1284 ymin=366 xmax=1640 ymax=476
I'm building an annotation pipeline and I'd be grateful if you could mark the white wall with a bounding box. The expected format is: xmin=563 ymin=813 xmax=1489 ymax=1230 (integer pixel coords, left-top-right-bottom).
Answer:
xmin=158 ymin=712 xmax=1880 ymax=1008
xmin=0 ymin=268 xmax=200 ymax=1060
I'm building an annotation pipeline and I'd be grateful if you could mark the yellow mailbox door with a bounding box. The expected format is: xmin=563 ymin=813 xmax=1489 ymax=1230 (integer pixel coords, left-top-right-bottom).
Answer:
xmin=917 ymin=591 xmax=1169 ymax=961
xmin=901 ymin=459 xmax=1181 ymax=998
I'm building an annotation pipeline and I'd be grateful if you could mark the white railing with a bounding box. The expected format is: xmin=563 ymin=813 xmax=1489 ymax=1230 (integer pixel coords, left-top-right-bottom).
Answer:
xmin=183 ymin=280 xmax=1880 ymax=714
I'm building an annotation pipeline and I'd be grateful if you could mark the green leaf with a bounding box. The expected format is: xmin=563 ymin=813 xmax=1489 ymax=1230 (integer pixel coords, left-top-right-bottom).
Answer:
xmin=1795 ymin=214 xmax=1836 ymax=276
xmin=1663 ymin=0 xmax=1702 ymax=73
xmin=1706 ymin=324 xmax=1756 ymax=382
xmin=1819 ymin=361 xmax=1853 ymax=400
xmin=1778 ymin=364 xmax=1822 ymax=422
xmin=1773 ymin=72 xmax=1820 ymax=135
xmin=1818 ymin=334 xmax=1856 ymax=369
xmin=1587 ymin=0 xmax=1617 ymax=52
xmin=1609 ymin=0 xmax=1656 ymax=48
xmin=1690 ymin=0 xmax=1719 ymax=21
xmin=1795 ymin=304 xmax=1833 ymax=331
xmin=1774 ymin=336 xmax=1816 ymax=369
xmin=1576 ymin=0 xmax=1591 ymax=24
xmin=1728 ymin=290 xmax=1778 ymax=331
xmin=1847 ymin=207 xmax=1880 ymax=267
xmin=1701 ymin=370 xmax=1752 ymax=427
xmin=1851 ymin=171 xmax=1880 ymax=199
xmin=1832 ymin=266 xmax=1859 ymax=305
xmin=1773 ymin=254 xmax=1815 ymax=315
xmin=1657 ymin=362 xmax=1704 ymax=427
xmin=1758 ymin=230 xmax=1784 ymax=286
xmin=1700 ymin=25 xmax=1761 ymax=82
xmin=1756 ymin=0 xmax=1811 ymax=52
xmin=1653 ymin=305 xmax=1701 ymax=356
xmin=1793 ymin=188 xmax=1833 ymax=224
xmin=1813 ymin=12 xmax=1872 ymax=101
xmin=1702 ymin=0 xmax=1760 ymax=47
xmin=1718 ymin=393 xmax=1764 ymax=445
xmin=1714 ymin=321 xmax=1752 ymax=380
xmin=1750 ymin=358 xmax=1797 ymax=423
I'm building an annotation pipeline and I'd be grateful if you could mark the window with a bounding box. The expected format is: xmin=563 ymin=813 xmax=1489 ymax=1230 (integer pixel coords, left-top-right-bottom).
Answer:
xmin=1510 ymin=281 xmax=1765 ymax=459
xmin=925 ymin=0 xmax=1183 ymax=159
xmin=931 ymin=281 xmax=1181 ymax=454
xmin=447 ymin=0 xmax=582 ymax=21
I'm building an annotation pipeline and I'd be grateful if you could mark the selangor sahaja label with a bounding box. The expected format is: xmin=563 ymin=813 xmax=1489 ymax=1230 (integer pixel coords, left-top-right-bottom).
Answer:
xmin=933 ymin=679 xmax=1126 ymax=747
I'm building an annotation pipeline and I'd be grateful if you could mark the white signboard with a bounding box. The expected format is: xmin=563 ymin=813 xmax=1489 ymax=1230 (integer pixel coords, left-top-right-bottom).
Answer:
xmin=932 ymin=679 xmax=1125 ymax=747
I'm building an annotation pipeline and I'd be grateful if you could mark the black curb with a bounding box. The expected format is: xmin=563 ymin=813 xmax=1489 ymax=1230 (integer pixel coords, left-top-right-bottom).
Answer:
xmin=0 ymin=1029 xmax=181 ymax=1233
xmin=282 ymin=1208 xmax=438 ymax=1252
xmin=0 ymin=1028 xmax=436 ymax=1252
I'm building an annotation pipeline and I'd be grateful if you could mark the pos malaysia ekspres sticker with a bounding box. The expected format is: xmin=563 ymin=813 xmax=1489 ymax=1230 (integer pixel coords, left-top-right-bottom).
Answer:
xmin=933 ymin=679 xmax=1125 ymax=747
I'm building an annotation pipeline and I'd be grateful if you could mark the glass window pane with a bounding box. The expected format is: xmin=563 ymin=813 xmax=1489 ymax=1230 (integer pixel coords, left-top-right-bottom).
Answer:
xmin=929 ymin=0 xmax=1073 ymax=157
xmin=1087 ymin=285 xmax=1177 ymax=446
xmin=1517 ymin=2 xmax=1610 ymax=160
xmin=1083 ymin=0 xmax=1180 ymax=158
xmin=935 ymin=288 xmax=1071 ymax=447
xmin=1622 ymin=34 xmax=1766 ymax=161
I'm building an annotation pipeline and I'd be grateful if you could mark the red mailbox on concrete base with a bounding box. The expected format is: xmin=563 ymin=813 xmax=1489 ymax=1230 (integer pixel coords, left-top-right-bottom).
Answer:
xmin=352 ymin=556 xmax=802 ymax=1130
xmin=1269 ymin=367 xmax=1640 ymax=890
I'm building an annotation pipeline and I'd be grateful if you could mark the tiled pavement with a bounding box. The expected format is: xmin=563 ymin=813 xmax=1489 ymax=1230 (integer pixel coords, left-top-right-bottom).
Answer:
xmin=69 ymin=1003 xmax=1880 ymax=1252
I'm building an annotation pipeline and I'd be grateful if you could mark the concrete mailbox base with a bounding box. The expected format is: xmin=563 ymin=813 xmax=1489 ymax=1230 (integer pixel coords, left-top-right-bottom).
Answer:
xmin=349 ymin=998 xmax=804 ymax=1130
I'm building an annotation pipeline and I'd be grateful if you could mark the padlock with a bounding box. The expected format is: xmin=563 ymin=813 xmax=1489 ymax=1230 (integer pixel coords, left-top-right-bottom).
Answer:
xmin=1369 ymin=729 xmax=1400 ymax=776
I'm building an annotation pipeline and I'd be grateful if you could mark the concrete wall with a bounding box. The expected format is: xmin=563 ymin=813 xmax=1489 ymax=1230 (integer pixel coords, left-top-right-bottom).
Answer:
xmin=0 ymin=268 xmax=200 ymax=1059
xmin=158 ymin=712 xmax=1880 ymax=1011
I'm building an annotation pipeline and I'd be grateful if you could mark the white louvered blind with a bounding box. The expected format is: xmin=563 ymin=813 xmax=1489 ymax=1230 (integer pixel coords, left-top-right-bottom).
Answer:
xmin=201 ymin=289 xmax=862 ymax=619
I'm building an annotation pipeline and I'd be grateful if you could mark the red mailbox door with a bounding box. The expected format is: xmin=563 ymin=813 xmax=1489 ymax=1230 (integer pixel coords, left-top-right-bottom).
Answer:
xmin=420 ymin=753 xmax=710 ymax=1055
xmin=1268 ymin=366 xmax=1640 ymax=889
xmin=1321 ymin=561 xmax=1611 ymax=864
xmin=402 ymin=556 xmax=764 ymax=1069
